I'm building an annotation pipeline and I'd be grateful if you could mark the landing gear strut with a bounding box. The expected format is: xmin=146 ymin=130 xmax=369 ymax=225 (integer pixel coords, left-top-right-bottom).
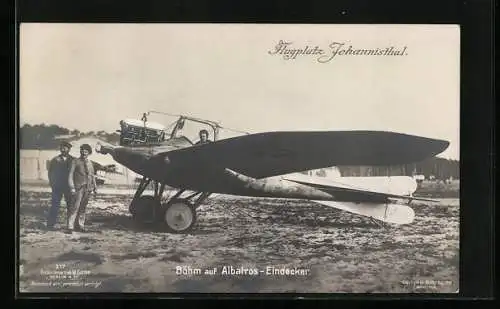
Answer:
xmin=129 ymin=177 xmax=211 ymax=233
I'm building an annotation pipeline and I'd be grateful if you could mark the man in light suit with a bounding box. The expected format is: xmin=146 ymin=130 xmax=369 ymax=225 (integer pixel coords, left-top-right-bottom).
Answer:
xmin=66 ymin=143 xmax=96 ymax=234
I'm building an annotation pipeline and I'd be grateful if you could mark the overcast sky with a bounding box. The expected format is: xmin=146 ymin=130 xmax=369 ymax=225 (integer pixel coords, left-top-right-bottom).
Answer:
xmin=20 ymin=23 xmax=460 ymax=159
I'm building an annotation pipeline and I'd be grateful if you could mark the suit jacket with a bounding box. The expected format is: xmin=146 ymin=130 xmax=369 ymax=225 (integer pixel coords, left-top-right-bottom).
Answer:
xmin=68 ymin=157 xmax=96 ymax=192
xmin=48 ymin=154 xmax=74 ymax=189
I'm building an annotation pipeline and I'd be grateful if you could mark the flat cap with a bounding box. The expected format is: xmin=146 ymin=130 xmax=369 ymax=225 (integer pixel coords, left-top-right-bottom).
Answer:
xmin=60 ymin=141 xmax=72 ymax=148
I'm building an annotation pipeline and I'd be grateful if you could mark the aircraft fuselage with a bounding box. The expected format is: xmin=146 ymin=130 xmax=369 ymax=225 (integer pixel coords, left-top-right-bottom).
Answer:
xmin=97 ymin=143 xmax=404 ymax=203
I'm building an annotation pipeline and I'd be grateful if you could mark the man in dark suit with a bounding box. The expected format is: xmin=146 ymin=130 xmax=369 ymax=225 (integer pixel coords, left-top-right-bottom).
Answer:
xmin=66 ymin=143 xmax=96 ymax=234
xmin=47 ymin=141 xmax=74 ymax=230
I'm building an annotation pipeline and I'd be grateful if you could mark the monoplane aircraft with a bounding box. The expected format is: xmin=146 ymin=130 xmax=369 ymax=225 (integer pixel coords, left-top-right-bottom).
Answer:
xmin=95 ymin=111 xmax=449 ymax=233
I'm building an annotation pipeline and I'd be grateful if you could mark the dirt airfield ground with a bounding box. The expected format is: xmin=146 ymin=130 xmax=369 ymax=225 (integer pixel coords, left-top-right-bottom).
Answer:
xmin=19 ymin=184 xmax=459 ymax=294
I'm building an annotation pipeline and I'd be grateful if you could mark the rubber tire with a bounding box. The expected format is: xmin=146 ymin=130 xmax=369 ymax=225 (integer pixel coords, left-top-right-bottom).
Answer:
xmin=157 ymin=198 xmax=197 ymax=233
xmin=129 ymin=195 xmax=159 ymax=223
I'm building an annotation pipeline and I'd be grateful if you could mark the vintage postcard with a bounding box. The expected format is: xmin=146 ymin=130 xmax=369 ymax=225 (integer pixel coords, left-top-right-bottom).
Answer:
xmin=18 ymin=23 xmax=460 ymax=293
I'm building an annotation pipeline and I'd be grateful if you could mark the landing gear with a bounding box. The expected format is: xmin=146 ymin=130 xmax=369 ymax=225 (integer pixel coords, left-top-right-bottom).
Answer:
xmin=129 ymin=177 xmax=211 ymax=233
xmin=157 ymin=199 xmax=196 ymax=233
xmin=129 ymin=196 xmax=157 ymax=223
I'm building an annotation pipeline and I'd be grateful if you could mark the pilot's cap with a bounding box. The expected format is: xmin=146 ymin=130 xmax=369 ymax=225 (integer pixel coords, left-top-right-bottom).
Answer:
xmin=60 ymin=141 xmax=72 ymax=148
xmin=80 ymin=143 xmax=92 ymax=154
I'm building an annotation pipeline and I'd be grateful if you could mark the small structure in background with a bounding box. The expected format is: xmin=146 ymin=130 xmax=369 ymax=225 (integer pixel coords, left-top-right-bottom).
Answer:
xmin=413 ymin=174 xmax=425 ymax=189
xmin=413 ymin=174 xmax=425 ymax=183
xmin=20 ymin=136 xmax=141 ymax=186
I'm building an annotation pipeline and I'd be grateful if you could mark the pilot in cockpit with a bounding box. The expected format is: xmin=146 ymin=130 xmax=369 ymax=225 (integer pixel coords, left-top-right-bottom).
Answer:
xmin=195 ymin=129 xmax=212 ymax=145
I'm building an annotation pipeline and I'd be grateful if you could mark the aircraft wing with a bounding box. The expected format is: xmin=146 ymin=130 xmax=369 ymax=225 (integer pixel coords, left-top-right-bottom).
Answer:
xmin=153 ymin=131 xmax=449 ymax=179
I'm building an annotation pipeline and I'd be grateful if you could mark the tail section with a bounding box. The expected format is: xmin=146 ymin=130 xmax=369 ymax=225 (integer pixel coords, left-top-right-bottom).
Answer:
xmin=314 ymin=200 xmax=415 ymax=225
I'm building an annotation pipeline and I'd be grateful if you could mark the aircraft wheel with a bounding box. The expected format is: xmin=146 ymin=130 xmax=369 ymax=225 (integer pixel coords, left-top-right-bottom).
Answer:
xmin=129 ymin=195 xmax=159 ymax=224
xmin=158 ymin=199 xmax=197 ymax=233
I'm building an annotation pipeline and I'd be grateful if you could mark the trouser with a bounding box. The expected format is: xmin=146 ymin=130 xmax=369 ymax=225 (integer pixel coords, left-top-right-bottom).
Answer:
xmin=47 ymin=187 xmax=72 ymax=227
xmin=67 ymin=188 xmax=91 ymax=230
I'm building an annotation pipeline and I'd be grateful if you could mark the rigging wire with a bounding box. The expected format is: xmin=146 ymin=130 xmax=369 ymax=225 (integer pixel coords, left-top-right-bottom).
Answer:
xmin=219 ymin=126 xmax=251 ymax=135
xmin=146 ymin=110 xmax=252 ymax=136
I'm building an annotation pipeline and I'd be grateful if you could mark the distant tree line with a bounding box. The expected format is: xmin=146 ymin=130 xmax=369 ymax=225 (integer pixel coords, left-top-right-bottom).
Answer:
xmin=19 ymin=124 xmax=120 ymax=149
xmin=413 ymin=156 xmax=460 ymax=180
xmin=337 ymin=156 xmax=459 ymax=180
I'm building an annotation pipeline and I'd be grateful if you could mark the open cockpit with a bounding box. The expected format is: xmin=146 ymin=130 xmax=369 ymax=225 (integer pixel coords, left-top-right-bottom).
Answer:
xmin=117 ymin=112 xmax=221 ymax=148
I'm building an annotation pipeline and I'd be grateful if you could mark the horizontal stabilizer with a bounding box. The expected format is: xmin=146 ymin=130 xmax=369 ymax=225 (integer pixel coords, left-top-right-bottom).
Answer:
xmin=284 ymin=174 xmax=417 ymax=195
xmin=285 ymin=175 xmax=438 ymax=203
xmin=314 ymin=200 xmax=415 ymax=225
